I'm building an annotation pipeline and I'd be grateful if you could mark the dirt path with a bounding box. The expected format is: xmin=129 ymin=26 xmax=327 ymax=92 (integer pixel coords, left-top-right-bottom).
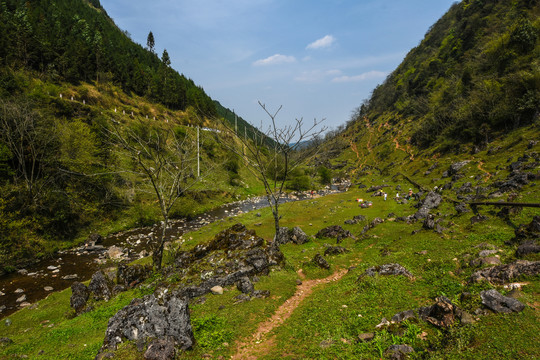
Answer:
xmin=231 ymin=268 xmax=349 ymax=359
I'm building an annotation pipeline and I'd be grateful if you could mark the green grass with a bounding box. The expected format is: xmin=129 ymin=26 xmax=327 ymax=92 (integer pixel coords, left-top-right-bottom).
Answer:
xmin=1 ymin=158 xmax=539 ymax=359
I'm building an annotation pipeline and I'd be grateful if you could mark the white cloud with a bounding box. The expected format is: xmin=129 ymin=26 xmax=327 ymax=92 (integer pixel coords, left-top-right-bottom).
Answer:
xmin=253 ymin=54 xmax=297 ymax=66
xmin=332 ymin=70 xmax=387 ymax=83
xmin=306 ymin=35 xmax=336 ymax=50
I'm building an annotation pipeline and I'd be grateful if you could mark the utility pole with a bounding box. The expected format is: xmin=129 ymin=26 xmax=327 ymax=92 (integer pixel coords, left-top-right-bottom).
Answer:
xmin=197 ymin=126 xmax=200 ymax=177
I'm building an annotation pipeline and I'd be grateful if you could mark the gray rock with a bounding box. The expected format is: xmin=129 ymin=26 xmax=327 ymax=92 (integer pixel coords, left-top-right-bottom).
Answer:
xmin=470 ymin=260 xmax=540 ymax=283
xmin=70 ymin=282 xmax=90 ymax=313
xmin=14 ymin=288 xmax=24 ymax=294
xmin=16 ymin=295 xmax=26 ymax=303
xmin=117 ymin=264 xmax=152 ymax=288
xmin=414 ymin=192 xmax=442 ymax=220
xmin=385 ymin=344 xmax=414 ymax=359
xmin=516 ymin=241 xmax=540 ymax=257
xmin=101 ymin=294 xmax=194 ymax=352
xmin=312 ymin=253 xmax=330 ymax=269
xmin=363 ymin=263 xmax=413 ymax=279
xmin=234 ymin=294 xmax=251 ymax=304
xmin=480 ymin=289 xmax=525 ymax=313
xmin=252 ymin=290 xmax=270 ymax=299
xmin=0 ymin=305 xmax=6 ymax=313
xmin=470 ymin=214 xmax=489 ymax=224
xmin=324 ymin=246 xmax=350 ymax=256
xmin=236 ymin=277 xmax=254 ymax=294
xmin=316 ymin=225 xmax=355 ymax=240
xmin=391 ymin=310 xmax=416 ymax=323
xmin=418 ymin=296 xmax=456 ymax=328
xmin=448 ymin=161 xmax=470 ymax=175
xmin=290 ymin=226 xmax=309 ymax=245
xmin=62 ymin=274 xmax=78 ymax=280
xmin=89 ymin=271 xmax=113 ymax=301
xmin=144 ymin=338 xmax=176 ymax=360
xmin=479 ymin=250 xmax=498 ymax=257
xmin=44 ymin=286 xmax=53 ymax=292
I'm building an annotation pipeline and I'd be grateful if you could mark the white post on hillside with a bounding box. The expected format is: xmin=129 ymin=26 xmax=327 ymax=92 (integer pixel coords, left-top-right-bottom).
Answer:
xmin=197 ymin=126 xmax=200 ymax=177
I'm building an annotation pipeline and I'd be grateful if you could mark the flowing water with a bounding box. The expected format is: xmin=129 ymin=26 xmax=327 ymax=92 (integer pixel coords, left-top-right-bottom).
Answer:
xmin=0 ymin=187 xmax=347 ymax=319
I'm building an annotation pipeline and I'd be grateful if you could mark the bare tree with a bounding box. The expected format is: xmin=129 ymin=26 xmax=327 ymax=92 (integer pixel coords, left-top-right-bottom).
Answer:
xmin=106 ymin=120 xmax=206 ymax=270
xmin=222 ymin=102 xmax=326 ymax=238
xmin=0 ymin=98 xmax=55 ymax=205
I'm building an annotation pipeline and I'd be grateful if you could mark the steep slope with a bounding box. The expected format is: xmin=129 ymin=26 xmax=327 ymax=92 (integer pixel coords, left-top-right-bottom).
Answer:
xmin=347 ymin=0 xmax=539 ymax=153
xmin=0 ymin=0 xmax=216 ymax=116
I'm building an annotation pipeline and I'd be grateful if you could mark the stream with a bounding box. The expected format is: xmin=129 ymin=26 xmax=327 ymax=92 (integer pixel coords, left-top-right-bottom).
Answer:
xmin=0 ymin=186 xmax=348 ymax=319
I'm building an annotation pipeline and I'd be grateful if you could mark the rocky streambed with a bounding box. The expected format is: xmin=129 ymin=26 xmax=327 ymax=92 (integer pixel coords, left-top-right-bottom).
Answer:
xmin=0 ymin=186 xmax=348 ymax=318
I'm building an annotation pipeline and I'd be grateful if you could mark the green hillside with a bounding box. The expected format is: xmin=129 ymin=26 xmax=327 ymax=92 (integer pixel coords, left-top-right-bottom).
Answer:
xmin=350 ymin=0 xmax=539 ymax=153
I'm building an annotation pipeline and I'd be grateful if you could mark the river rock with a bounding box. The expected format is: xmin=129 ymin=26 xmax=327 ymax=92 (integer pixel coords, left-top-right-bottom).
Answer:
xmin=16 ymin=294 xmax=26 ymax=303
xmin=470 ymin=260 xmax=540 ymax=283
xmin=89 ymin=271 xmax=113 ymax=301
xmin=363 ymin=263 xmax=413 ymax=279
xmin=480 ymin=289 xmax=525 ymax=313
xmin=14 ymin=288 xmax=24 ymax=294
xmin=312 ymin=253 xmax=330 ymax=269
xmin=107 ymin=246 xmax=124 ymax=260
xmin=44 ymin=287 xmax=53 ymax=292
xmin=70 ymin=282 xmax=90 ymax=313
xmin=144 ymin=338 xmax=176 ymax=360
xmin=0 ymin=291 xmax=4 ymax=296
xmin=47 ymin=266 xmax=58 ymax=271
xmin=100 ymin=294 xmax=194 ymax=352
xmin=62 ymin=274 xmax=78 ymax=280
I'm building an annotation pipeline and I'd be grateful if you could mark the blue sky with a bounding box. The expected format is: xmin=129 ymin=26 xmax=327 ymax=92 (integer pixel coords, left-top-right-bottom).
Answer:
xmin=102 ymin=0 xmax=456 ymax=131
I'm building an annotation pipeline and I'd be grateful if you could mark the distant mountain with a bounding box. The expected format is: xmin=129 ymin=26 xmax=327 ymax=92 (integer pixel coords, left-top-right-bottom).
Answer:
xmin=347 ymin=0 xmax=539 ymax=152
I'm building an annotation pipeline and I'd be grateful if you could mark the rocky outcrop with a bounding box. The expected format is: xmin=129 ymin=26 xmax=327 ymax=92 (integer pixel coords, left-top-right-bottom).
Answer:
xmin=516 ymin=241 xmax=540 ymax=257
xmin=274 ymin=226 xmax=309 ymax=245
xmin=470 ymin=260 xmax=540 ymax=283
xmin=480 ymin=289 xmax=525 ymax=313
xmin=144 ymin=339 xmax=176 ymax=360
xmin=418 ymin=296 xmax=457 ymax=327
xmin=413 ymin=192 xmax=442 ymax=220
xmin=100 ymin=294 xmax=194 ymax=353
xmin=324 ymin=246 xmax=351 ymax=256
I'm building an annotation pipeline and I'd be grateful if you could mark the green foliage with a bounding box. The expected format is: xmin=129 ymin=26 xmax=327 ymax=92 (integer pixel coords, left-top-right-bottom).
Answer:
xmin=359 ymin=0 xmax=540 ymax=151
xmin=317 ymin=166 xmax=332 ymax=185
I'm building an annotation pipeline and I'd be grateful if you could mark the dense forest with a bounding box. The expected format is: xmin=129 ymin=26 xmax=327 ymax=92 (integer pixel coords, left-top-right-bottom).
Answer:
xmin=354 ymin=0 xmax=539 ymax=152
xmin=0 ymin=0 xmax=216 ymax=115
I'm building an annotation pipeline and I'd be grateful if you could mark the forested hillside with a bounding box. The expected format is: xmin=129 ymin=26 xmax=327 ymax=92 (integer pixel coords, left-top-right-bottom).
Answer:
xmin=0 ymin=0 xmax=216 ymax=115
xmin=352 ymin=0 xmax=539 ymax=152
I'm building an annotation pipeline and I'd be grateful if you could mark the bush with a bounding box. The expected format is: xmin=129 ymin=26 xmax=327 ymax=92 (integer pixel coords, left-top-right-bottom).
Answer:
xmin=317 ymin=166 xmax=332 ymax=185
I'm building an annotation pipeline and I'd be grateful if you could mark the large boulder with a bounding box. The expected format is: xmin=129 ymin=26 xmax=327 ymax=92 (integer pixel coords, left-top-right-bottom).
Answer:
xmin=470 ymin=260 xmax=540 ymax=283
xmin=414 ymin=192 xmax=442 ymax=220
xmin=100 ymin=294 xmax=194 ymax=352
xmin=480 ymin=289 xmax=525 ymax=313
xmin=516 ymin=241 xmax=540 ymax=258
